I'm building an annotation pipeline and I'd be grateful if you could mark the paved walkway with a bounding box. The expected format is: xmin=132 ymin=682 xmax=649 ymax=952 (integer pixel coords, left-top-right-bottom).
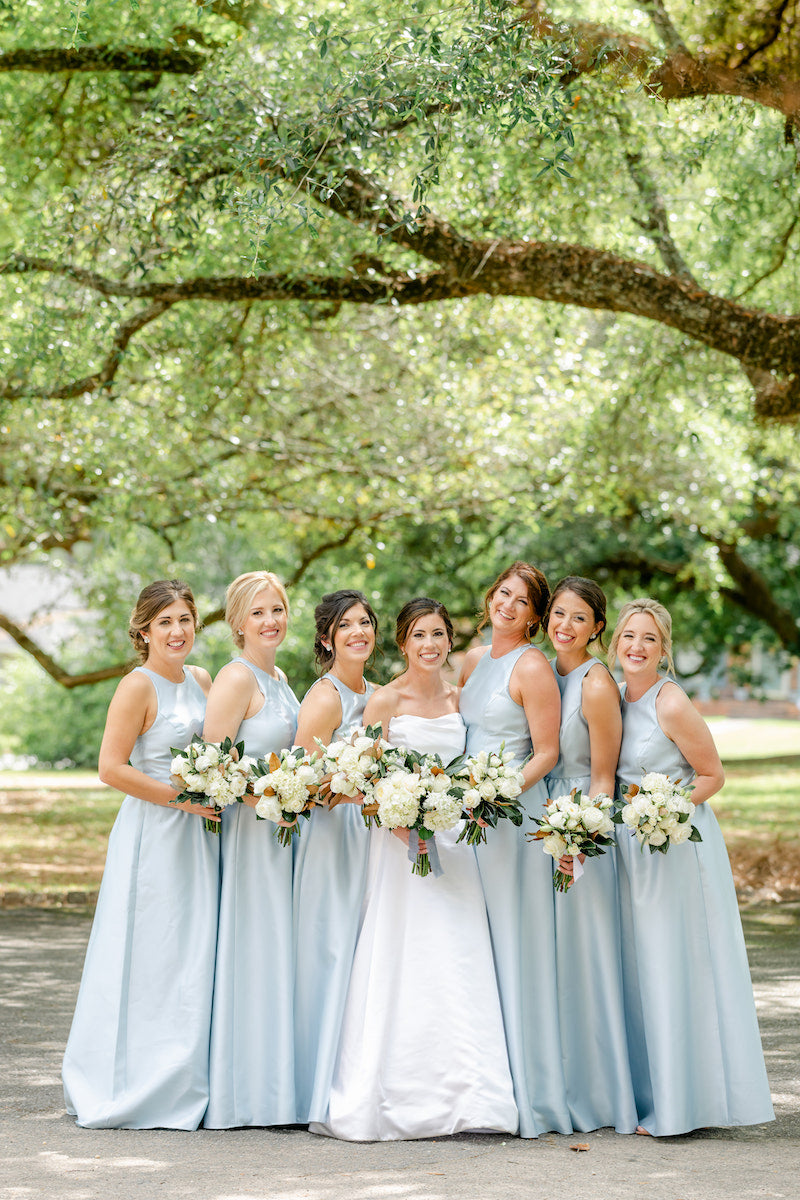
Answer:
xmin=1 ymin=905 xmax=798 ymax=1200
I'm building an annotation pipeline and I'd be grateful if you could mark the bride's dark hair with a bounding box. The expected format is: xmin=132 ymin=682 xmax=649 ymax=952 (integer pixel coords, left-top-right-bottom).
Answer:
xmin=395 ymin=597 xmax=454 ymax=668
xmin=313 ymin=589 xmax=379 ymax=673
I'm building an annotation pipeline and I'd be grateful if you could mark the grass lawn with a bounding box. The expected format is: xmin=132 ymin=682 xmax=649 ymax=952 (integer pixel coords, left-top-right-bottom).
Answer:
xmin=1 ymin=716 xmax=798 ymax=905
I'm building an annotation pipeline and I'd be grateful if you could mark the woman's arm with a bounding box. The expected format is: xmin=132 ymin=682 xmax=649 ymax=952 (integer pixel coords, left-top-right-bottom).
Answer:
xmin=583 ymin=664 xmax=622 ymax=799
xmin=294 ymin=679 xmax=343 ymax=754
xmin=656 ymin=682 xmax=724 ymax=805
xmin=510 ymin=648 xmax=561 ymax=789
xmin=98 ymin=673 xmax=215 ymax=818
xmin=203 ymin=661 xmax=257 ymax=744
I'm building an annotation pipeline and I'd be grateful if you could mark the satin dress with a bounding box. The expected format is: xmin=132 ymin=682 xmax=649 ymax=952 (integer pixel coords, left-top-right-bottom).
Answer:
xmin=312 ymin=713 xmax=518 ymax=1141
xmin=460 ymin=646 xmax=572 ymax=1138
xmin=616 ymin=677 xmax=774 ymax=1135
xmin=546 ymin=657 xmax=636 ymax=1133
xmin=293 ymin=675 xmax=374 ymax=1124
xmin=62 ymin=667 xmax=218 ymax=1129
xmin=203 ymin=659 xmax=299 ymax=1128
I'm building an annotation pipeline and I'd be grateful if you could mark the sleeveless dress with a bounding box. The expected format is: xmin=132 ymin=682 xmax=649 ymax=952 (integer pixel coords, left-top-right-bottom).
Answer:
xmin=312 ymin=712 xmax=518 ymax=1141
xmin=62 ymin=666 xmax=218 ymax=1129
xmin=203 ymin=659 xmax=299 ymax=1128
xmin=293 ymin=675 xmax=374 ymax=1124
xmin=616 ymin=677 xmax=774 ymax=1135
xmin=546 ymin=658 xmax=637 ymax=1133
xmin=459 ymin=646 xmax=571 ymax=1138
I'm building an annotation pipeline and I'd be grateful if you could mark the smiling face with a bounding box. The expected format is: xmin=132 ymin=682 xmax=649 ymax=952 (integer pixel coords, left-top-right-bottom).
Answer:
xmin=402 ymin=612 xmax=451 ymax=672
xmin=241 ymin=586 xmax=288 ymax=658
xmin=547 ymin=588 xmax=602 ymax=658
xmin=330 ymin=602 xmax=375 ymax=665
xmin=616 ymin=611 xmax=663 ymax=683
xmin=143 ymin=599 xmax=196 ymax=670
xmin=488 ymin=573 xmax=534 ymax=641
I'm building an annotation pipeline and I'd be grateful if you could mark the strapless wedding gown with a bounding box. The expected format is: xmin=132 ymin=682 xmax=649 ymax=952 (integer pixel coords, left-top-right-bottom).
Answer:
xmin=311 ymin=712 xmax=518 ymax=1141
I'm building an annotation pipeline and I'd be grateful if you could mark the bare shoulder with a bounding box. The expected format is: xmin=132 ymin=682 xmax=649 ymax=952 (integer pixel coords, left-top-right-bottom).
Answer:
xmin=582 ymin=661 xmax=619 ymax=701
xmin=512 ymin=643 xmax=552 ymax=682
xmin=113 ymin=667 xmax=153 ymax=705
xmin=363 ymin=681 xmax=401 ymax=728
xmin=655 ymin=679 xmax=694 ymax=719
xmin=186 ymin=664 xmax=213 ymax=694
xmin=299 ymin=676 xmax=341 ymax=719
xmin=459 ymin=644 xmax=488 ymax=684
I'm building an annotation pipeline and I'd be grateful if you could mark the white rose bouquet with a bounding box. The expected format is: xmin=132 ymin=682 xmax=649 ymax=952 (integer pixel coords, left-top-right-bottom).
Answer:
xmin=170 ymin=734 xmax=256 ymax=833
xmin=315 ymin=724 xmax=393 ymax=808
xmin=361 ymin=747 xmax=461 ymax=876
xmin=529 ymin=788 xmax=616 ymax=892
xmin=614 ymin=772 xmax=701 ymax=854
xmin=250 ymin=747 xmax=325 ymax=845
xmin=448 ymin=747 xmax=526 ymax=846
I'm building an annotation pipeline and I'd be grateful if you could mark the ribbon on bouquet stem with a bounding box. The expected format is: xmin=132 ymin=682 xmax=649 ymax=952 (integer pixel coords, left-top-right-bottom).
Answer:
xmin=408 ymin=829 xmax=443 ymax=877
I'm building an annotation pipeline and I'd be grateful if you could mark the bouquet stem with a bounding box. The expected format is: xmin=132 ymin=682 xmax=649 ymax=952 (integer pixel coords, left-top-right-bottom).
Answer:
xmin=553 ymin=868 xmax=574 ymax=893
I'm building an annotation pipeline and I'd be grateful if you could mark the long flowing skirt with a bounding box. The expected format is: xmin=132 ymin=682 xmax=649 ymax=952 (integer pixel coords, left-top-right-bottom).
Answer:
xmin=312 ymin=825 xmax=518 ymax=1141
xmin=62 ymin=797 xmax=219 ymax=1129
xmin=293 ymin=803 xmax=370 ymax=1123
xmin=475 ymin=779 xmax=572 ymax=1137
xmin=204 ymin=803 xmax=295 ymax=1127
xmin=616 ymin=801 xmax=773 ymax=1135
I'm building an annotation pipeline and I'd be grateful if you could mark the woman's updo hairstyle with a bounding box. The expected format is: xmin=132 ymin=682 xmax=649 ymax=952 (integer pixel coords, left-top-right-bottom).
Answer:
xmin=129 ymin=579 xmax=198 ymax=664
xmin=395 ymin=597 xmax=455 ymax=668
xmin=545 ymin=575 xmax=608 ymax=650
xmin=477 ymin=561 xmax=550 ymax=640
xmin=607 ymin=597 xmax=675 ymax=675
xmin=313 ymin=589 xmax=379 ymax=673
xmin=225 ymin=571 xmax=289 ymax=651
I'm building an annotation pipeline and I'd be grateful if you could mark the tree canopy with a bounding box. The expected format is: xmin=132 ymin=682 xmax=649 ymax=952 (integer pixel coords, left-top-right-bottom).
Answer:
xmin=1 ymin=0 xmax=799 ymax=691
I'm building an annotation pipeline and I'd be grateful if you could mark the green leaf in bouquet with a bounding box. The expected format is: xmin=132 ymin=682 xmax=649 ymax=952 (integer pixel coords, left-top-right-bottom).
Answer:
xmin=689 ymin=826 xmax=703 ymax=843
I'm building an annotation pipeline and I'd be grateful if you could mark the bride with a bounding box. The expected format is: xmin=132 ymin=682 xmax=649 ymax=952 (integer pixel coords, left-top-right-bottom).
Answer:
xmin=311 ymin=597 xmax=518 ymax=1141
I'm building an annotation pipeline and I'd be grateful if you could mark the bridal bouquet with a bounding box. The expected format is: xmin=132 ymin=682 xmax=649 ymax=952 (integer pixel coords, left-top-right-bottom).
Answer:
xmin=170 ymin=734 xmax=255 ymax=832
xmin=315 ymin=725 xmax=393 ymax=808
xmin=250 ymin=747 xmax=325 ymax=845
xmin=615 ymin=772 xmax=700 ymax=854
xmin=364 ymin=749 xmax=463 ymax=876
xmin=448 ymin=748 xmax=526 ymax=845
xmin=530 ymin=788 xmax=616 ymax=891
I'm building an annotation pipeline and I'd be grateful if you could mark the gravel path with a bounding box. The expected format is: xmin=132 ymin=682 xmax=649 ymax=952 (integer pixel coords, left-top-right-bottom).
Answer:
xmin=1 ymin=904 xmax=798 ymax=1200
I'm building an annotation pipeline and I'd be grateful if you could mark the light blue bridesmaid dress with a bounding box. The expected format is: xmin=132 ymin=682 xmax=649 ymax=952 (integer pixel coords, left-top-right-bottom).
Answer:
xmin=293 ymin=674 xmax=373 ymax=1124
xmin=546 ymin=657 xmax=637 ymax=1133
xmin=460 ymin=646 xmax=572 ymax=1138
xmin=62 ymin=666 xmax=218 ymax=1129
xmin=203 ymin=658 xmax=299 ymax=1128
xmin=616 ymin=677 xmax=774 ymax=1135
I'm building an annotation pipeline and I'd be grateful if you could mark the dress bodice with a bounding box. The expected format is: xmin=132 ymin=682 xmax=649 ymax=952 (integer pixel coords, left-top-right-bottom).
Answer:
xmin=130 ymin=666 xmax=207 ymax=784
xmin=550 ymin=657 xmax=611 ymax=782
xmin=459 ymin=646 xmax=533 ymax=764
xmin=305 ymin=674 xmax=375 ymax=740
xmin=617 ymin=677 xmax=693 ymax=788
xmin=387 ymin=712 xmax=466 ymax=762
xmin=232 ymin=658 xmax=299 ymax=758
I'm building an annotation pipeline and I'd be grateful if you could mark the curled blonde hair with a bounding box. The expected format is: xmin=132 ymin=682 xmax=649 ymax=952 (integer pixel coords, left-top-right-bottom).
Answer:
xmin=608 ymin=598 xmax=675 ymax=675
xmin=225 ymin=571 xmax=289 ymax=650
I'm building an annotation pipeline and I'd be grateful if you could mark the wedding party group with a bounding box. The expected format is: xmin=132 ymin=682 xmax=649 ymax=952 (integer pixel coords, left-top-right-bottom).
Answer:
xmin=61 ymin=562 xmax=774 ymax=1140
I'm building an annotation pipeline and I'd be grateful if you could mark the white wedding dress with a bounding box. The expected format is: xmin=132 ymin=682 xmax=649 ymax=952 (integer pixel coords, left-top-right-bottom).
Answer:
xmin=311 ymin=712 xmax=519 ymax=1141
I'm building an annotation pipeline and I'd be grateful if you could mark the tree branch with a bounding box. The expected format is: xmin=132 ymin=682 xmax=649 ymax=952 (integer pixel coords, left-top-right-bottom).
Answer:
xmin=0 ymin=46 xmax=207 ymax=74
xmin=4 ymin=234 xmax=800 ymax=415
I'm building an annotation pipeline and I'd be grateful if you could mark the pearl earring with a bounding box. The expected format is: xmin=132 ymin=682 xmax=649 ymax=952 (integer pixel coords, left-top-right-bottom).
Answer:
xmin=237 ymin=630 xmax=243 ymax=635
xmin=144 ymin=636 xmax=149 ymax=644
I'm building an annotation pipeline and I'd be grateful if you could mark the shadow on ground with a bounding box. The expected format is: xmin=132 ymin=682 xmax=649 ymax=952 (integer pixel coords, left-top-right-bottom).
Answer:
xmin=0 ymin=905 xmax=797 ymax=1200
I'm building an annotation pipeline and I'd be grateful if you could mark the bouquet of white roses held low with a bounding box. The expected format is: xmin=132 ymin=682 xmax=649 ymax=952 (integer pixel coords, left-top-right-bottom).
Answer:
xmin=614 ymin=772 xmax=701 ymax=854
xmin=170 ymin=734 xmax=256 ymax=832
xmin=447 ymin=747 xmax=526 ymax=846
xmin=361 ymin=747 xmax=461 ymax=876
xmin=315 ymin=724 xmax=393 ymax=809
xmin=250 ymin=747 xmax=325 ymax=845
xmin=529 ymin=788 xmax=616 ymax=892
